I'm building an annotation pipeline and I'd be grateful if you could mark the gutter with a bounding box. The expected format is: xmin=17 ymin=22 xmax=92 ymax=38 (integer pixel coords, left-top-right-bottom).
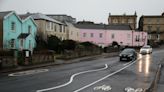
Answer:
xmin=144 ymin=64 xmax=162 ymax=92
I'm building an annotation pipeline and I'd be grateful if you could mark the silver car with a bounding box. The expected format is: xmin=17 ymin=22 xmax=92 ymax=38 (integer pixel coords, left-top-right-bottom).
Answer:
xmin=140 ymin=45 xmax=152 ymax=54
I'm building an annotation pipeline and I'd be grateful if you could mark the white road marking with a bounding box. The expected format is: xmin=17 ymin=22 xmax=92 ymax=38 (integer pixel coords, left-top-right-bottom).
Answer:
xmin=73 ymin=61 xmax=136 ymax=92
xmin=36 ymin=64 xmax=108 ymax=92
xmin=123 ymin=61 xmax=134 ymax=66
xmin=8 ymin=69 xmax=49 ymax=77
xmin=94 ymin=85 xmax=112 ymax=91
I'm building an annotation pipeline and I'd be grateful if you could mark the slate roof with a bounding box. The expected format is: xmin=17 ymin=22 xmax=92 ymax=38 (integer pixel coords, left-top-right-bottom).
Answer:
xmin=20 ymin=13 xmax=64 ymax=25
xmin=19 ymin=15 xmax=29 ymax=20
xmin=29 ymin=13 xmax=63 ymax=24
xmin=74 ymin=23 xmax=132 ymax=30
xmin=0 ymin=11 xmax=12 ymax=19
xmin=18 ymin=33 xmax=30 ymax=39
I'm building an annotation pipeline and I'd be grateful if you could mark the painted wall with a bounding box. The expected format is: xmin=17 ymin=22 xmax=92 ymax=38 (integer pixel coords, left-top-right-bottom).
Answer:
xmin=79 ymin=28 xmax=147 ymax=47
xmin=22 ymin=17 xmax=37 ymax=52
xmin=80 ymin=29 xmax=106 ymax=47
xmin=106 ymin=30 xmax=133 ymax=46
xmin=67 ymin=22 xmax=80 ymax=41
xmin=3 ymin=12 xmax=22 ymax=49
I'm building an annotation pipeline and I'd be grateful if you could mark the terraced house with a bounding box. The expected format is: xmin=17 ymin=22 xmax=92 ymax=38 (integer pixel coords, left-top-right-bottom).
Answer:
xmin=139 ymin=13 xmax=164 ymax=43
xmin=23 ymin=13 xmax=67 ymax=41
xmin=0 ymin=11 xmax=37 ymax=53
xmin=47 ymin=14 xmax=80 ymax=41
xmin=75 ymin=21 xmax=147 ymax=48
xmin=108 ymin=12 xmax=137 ymax=30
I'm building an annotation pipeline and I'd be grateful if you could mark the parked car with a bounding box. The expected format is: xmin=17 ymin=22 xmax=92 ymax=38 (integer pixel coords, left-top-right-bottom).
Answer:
xmin=140 ymin=45 xmax=152 ymax=54
xmin=119 ymin=48 xmax=137 ymax=61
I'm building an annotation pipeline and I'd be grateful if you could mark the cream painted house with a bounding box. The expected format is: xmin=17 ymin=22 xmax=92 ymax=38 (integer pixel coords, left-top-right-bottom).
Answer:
xmin=66 ymin=22 xmax=80 ymax=41
xmin=47 ymin=14 xmax=79 ymax=41
xmin=22 ymin=13 xmax=67 ymax=41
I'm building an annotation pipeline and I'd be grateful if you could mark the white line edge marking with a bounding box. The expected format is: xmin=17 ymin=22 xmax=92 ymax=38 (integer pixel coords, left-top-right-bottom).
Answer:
xmin=73 ymin=60 xmax=136 ymax=92
xmin=36 ymin=64 xmax=108 ymax=92
xmin=8 ymin=69 xmax=49 ymax=77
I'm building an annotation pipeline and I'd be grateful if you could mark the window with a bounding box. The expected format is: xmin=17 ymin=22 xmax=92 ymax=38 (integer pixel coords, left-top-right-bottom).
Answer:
xmin=29 ymin=40 xmax=32 ymax=49
xmin=48 ymin=22 xmax=51 ymax=30
xmin=54 ymin=25 xmax=57 ymax=32
xmin=20 ymin=39 xmax=23 ymax=47
xmin=157 ymin=34 xmax=160 ymax=40
xmin=157 ymin=27 xmax=160 ymax=33
xmin=111 ymin=33 xmax=115 ymax=39
xmin=147 ymin=19 xmax=151 ymax=23
xmin=128 ymin=19 xmax=132 ymax=23
xmin=127 ymin=34 xmax=131 ymax=39
xmin=135 ymin=35 xmax=140 ymax=42
xmin=90 ymin=33 xmax=94 ymax=37
xmin=11 ymin=22 xmax=16 ymax=31
xmin=10 ymin=39 xmax=15 ymax=48
xmin=99 ymin=33 xmax=103 ymax=38
xmin=83 ymin=33 xmax=86 ymax=37
xmin=157 ymin=19 xmax=160 ymax=23
xmin=28 ymin=25 xmax=32 ymax=34
xmin=63 ymin=26 xmax=65 ymax=33
xmin=59 ymin=25 xmax=62 ymax=32
xmin=51 ymin=23 xmax=53 ymax=30
xmin=147 ymin=26 xmax=152 ymax=32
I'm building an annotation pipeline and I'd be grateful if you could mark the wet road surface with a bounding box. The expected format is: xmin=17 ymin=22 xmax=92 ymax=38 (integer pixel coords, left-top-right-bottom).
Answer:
xmin=0 ymin=49 xmax=164 ymax=92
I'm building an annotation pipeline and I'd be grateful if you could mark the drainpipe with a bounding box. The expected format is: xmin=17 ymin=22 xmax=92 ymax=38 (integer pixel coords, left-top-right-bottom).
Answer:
xmin=132 ymin=31 xmax=133 ymax=47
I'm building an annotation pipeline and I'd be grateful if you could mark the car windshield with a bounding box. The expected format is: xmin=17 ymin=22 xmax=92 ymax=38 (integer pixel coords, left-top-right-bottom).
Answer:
xmin=142 ymin=46 xmax=150 ymax=49
xmin=122 ymin=49 xmax=133 ymax=53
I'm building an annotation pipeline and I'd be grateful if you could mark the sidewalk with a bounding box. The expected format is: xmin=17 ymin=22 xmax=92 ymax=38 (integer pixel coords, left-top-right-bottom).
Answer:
xmin=0 ymin=52 xmax=118 ymax=73
xmin=157 ymin=61 xmax=164 ymax=92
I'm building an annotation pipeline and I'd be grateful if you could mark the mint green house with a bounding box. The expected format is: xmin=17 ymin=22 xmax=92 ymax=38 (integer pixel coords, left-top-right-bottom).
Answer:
xmin=19 ymin=15 xmax=37 ymax=53
xmin=0 ymin=11 xmax=37 ymax=53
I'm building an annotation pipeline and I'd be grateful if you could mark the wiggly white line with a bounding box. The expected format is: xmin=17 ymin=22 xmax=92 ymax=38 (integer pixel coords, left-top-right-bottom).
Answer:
xmin=36 ymin=64 xmax=108 ymax=92
xmin=74 ymin=61 xmax=136 ymax=92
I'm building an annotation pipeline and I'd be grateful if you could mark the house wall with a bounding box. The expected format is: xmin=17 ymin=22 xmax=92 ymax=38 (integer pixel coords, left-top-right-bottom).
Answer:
xmin=3 ymin=13 xmax=22 ymax=49
xmin=108 ymin=15 xmax=137 ymax=30
xmin=0 ymin=18 xmax=3 ymax=48
xmin=22 ymin=18 xmax=37 ymax=52
xmin=80 ymin=29 xmax=106 ymax=47
xmin=79 ymin=28 xmax=147 ymax=47
xmin=106 ymin=30 xmax=133 ymax=46
xmin=67 ymin=23 xmax=80 ymax=41
xmin=34 ymin=20 xmax=67 ymax=41
xmin=141 ymin=17 xmax=164 ymax=41
xmin=34 ymin=20 xmax=47 ymax=41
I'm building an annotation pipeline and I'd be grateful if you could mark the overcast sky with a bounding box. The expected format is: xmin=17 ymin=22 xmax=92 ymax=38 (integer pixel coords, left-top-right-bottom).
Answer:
xmin=0 ymin=0 xmax=164 ymax=24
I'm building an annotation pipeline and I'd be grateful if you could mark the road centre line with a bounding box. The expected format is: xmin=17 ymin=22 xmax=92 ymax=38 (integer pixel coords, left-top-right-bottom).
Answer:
xmin=73 ymin=60 xmax=136 ymax=92
xmin=36 ymin=64 xmax=108 ymax=92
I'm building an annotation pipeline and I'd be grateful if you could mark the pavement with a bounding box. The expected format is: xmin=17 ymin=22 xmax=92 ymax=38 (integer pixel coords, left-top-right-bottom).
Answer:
xmin=0 ymin=52 xmax=119 ymax=73
xmin=157 ymin=59 xmax=164 ymax=92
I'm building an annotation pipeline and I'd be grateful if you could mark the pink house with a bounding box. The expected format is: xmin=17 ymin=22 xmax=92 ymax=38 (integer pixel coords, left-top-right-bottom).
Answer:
xmin=75 ymin=22 xmax=147 ymax=47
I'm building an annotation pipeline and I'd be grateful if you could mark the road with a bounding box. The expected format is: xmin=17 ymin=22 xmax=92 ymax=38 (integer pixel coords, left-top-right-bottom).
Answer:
xmin=0 ymin=49 xmax=164 ymax=92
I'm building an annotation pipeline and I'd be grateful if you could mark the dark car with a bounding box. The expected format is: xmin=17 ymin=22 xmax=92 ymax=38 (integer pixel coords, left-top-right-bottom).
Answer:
xmin=119 ymin=48 xmax=137 ymax=61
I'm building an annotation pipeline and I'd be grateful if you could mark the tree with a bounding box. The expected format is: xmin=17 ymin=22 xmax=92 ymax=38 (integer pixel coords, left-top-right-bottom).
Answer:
xmin=47 ymin=36 xmax=61 ymax=53
xmin=62 ymin=40 xmax=77 ymax=50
